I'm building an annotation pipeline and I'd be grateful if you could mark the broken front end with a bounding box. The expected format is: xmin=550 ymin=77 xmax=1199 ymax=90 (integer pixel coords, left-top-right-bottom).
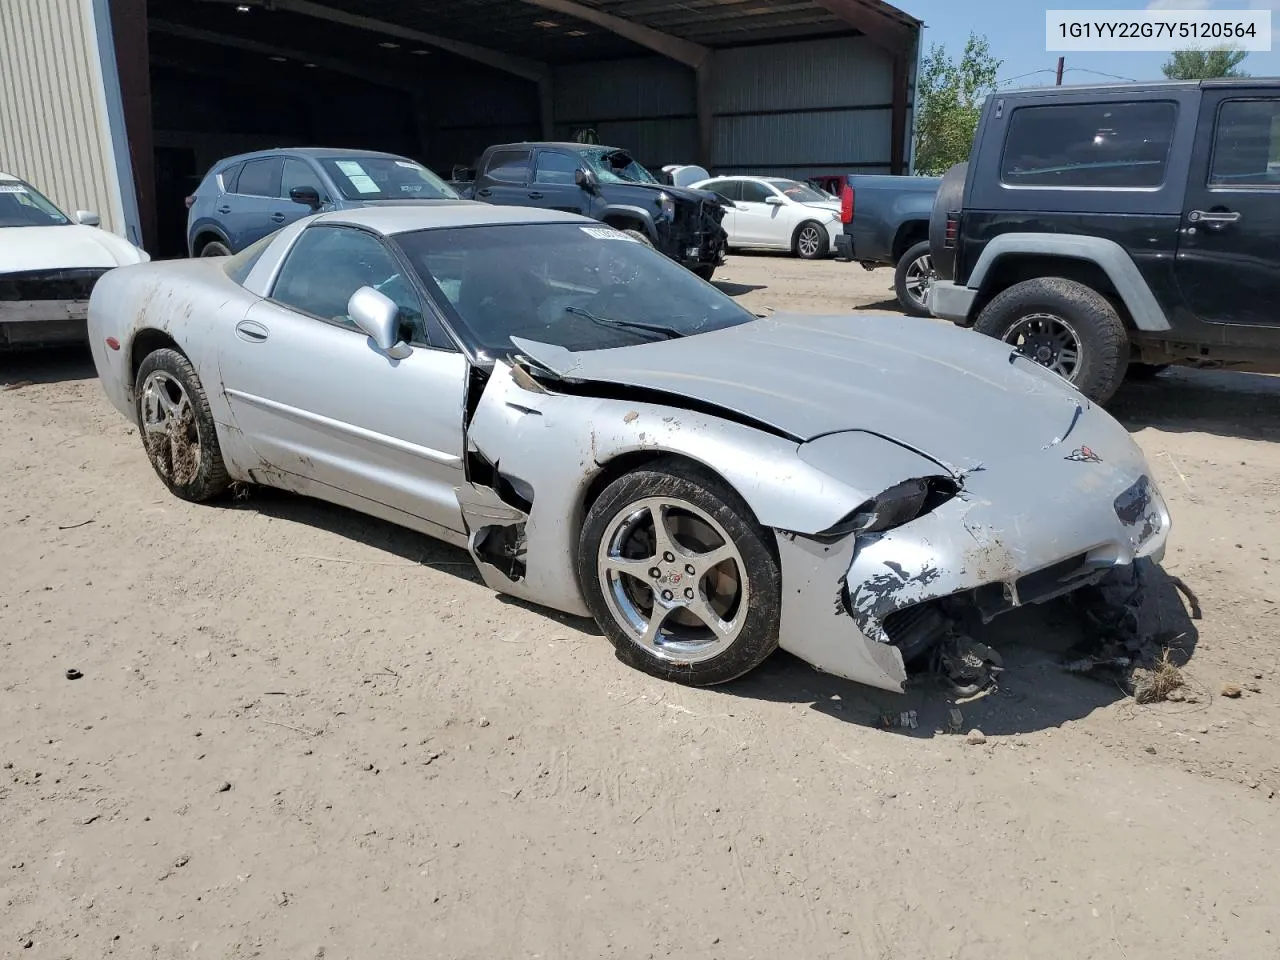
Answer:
xmin=656 ymin=198 xmax=727 ymax=272
xmin=1 ymin=268 xmax=108 ymax=347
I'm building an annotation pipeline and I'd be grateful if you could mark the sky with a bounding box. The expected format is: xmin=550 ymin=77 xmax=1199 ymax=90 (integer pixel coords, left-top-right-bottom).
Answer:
xmin=896 ymin=0 xmax=1280 ymax=86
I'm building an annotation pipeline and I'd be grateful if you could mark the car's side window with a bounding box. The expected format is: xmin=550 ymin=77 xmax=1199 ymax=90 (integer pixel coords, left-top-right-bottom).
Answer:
xmin=1209 ymin=99 xmax=1280 ymax=187
xmin=219 ymin=162 xmax=244 ymax=194
xmin=739 ymin=181 xmax=773 ymax=204
xmin=703 ymin=179 xmax=741 ymax=203
xmin=533 ymin=151 xmax=580 ymax=185
xmin=999 ymin=101 xmax=1178 ymax=188
xmin=236 ymin=158 xmax=283 ymax=198
xmin=281 ymin=159 xmax=324 ymax=198
xmin=484 ymin=150 xmax=532 ymax=184
xmin=271 ymin=226 xmax=428 ymax=344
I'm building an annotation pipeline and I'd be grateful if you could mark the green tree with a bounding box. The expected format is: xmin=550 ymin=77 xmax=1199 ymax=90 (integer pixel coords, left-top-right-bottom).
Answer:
xmin=1161 ymin=47 xmax=1249 ymax=79
xmin=912 ymin=34 xmax=1003 ymax=176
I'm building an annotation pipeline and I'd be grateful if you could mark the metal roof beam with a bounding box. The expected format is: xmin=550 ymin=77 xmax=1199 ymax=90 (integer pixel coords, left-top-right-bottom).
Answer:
xmin=269 ymin=0 xmax=549 ymax=82
xmin=518 ymin=0 xmax=711 ymax=68
xmin=149 ymin=19 xmax=413 ymax=90
xmin=809 ymin=0 xmax=914 ymax=53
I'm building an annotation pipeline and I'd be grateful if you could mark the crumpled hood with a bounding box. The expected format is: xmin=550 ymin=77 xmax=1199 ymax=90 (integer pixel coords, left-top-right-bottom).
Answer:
xmin=0 ymin=224 xmax=148 ymax=273
xmin=612 ymin=181 xmax=720 ymax=205
xmin=512 ymin=313 xmax=1101 ymax=474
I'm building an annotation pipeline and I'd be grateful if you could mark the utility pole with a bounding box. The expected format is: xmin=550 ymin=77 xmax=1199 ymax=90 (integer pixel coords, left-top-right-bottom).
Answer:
xmin=1056 ymin=56 xmax=1065 ymax=85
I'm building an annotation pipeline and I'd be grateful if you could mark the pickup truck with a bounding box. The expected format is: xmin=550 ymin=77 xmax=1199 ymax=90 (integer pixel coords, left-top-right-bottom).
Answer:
xmin=926 ymin=78 xmax=1280 ymax=404
xmin=450 ymin=143 xmax=727 ymax=278
xmin=828 ymin=174 xmax=941 ymax=315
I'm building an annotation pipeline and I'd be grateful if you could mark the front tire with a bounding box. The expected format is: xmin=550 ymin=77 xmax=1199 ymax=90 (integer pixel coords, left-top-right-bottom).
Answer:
xmin=973 ymin=277 xmax=1128 ymax=404
xmin=893 ymin=240 xmax=935 ymax=317
xmin=577 ymin=459 xmax=781 ymax=686
xmin=135 ymin=348 xmax=229 ymax=502
xmin=793 ymin=221 xmax=829 ymax=260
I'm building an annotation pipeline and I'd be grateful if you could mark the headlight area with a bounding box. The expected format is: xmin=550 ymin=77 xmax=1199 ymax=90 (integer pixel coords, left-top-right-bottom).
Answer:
xmin=814 ymin=476 xmax=960 ymax=541
xmin=657 ymin=192 xmax=675 ymax=221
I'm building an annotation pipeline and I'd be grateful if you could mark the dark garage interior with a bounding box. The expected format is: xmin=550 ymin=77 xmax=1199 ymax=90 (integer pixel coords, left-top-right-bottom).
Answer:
xmin=110 ymin=0 xmax=921 ymax=257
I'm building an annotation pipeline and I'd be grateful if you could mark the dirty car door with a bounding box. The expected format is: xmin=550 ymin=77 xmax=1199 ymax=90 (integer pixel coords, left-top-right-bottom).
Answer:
xmin=217 ymin=223 xmax=468 ymax=534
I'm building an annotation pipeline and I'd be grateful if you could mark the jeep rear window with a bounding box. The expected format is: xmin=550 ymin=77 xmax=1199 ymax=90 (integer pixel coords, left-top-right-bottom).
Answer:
xmin=1000 ymin=101 xmax=1177 ymax=188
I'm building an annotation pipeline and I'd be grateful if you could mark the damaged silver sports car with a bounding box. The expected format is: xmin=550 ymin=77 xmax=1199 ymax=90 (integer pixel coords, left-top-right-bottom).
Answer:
xmin=87 ymin=205 xmax=1171 ymax=692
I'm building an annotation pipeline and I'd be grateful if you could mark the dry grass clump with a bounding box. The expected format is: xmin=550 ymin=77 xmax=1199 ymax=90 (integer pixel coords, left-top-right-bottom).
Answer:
xmin=1131 ymin=648 xmax=1185 ymax=704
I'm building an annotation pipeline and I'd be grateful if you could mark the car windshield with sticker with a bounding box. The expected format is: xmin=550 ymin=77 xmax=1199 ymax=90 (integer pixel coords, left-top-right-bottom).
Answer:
xmin=318 ymin=157 xmax=460 ymax=201
xmin=0 ymin=180 xmax=71 ymax=227
xmin=395 ymin=222 xmax=753 ymax=357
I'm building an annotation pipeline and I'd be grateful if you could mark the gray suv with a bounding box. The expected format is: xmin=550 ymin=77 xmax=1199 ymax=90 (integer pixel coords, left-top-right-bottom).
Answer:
xmin=185 ymin=147 xmax=464 ymax=257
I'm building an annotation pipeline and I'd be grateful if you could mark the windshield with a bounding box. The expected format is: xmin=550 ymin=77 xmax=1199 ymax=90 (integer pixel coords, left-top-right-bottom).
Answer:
xmin=319 ymin=157 xmax=460 ymax=201
xmin=580 ymin=148 xmax=659 ymax=185
xmin=0 ymin=180 xmax=71 ymax=227
xmin=395 ymin=223 xmax=753 ymax=357
xmin=767 ymin=179 xmax=831 ymax=203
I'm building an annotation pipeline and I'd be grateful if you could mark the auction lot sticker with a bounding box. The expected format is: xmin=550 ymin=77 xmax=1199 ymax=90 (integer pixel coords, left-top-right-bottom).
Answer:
xmin=1047 ymin=9 xmax=1271 ymax=52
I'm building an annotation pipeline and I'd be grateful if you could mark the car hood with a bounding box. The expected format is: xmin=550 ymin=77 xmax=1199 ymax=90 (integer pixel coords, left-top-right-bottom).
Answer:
xmin=798 ymin=200 xmax=841 ymax=214
xmin=511 ymin=313 xmax=1094 ymax=475
xmin=0 ymin=224 xmax=148 ymax=273
xmin=607 ymin=181 xmax=719 ymax=205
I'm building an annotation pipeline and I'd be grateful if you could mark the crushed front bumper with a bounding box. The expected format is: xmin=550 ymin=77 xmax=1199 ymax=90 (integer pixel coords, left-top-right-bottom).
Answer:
xmin=1 ymin=268 xmax=106 ymax=347
xmin=775 ymin=462 xmax=1171 ymax=693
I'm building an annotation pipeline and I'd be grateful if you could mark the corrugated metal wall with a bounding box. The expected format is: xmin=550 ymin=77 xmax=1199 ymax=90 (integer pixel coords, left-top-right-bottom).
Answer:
xmin=543 ymin=35 xmax=900 ymax=178
xmin=0 ymin=0 xmax=130 ymax=237
xmin=713 ymin=35 xmax=897 ymax=179
xmin=552 ymin=57 xmax=697 ymax=166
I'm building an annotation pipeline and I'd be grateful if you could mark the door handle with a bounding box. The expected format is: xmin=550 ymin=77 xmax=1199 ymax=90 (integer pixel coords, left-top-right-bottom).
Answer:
xmin=1188 ymin=209 xmax=1241 ymax=226
xmin=477 ymin=188 xmax=492 ymax=197
xmin=217 ymin=205 xmax=232 ymax=214
xmin=528 ymin=191 xmax=544 ymax=199
xmin=235 ymin=320 xmax=269 ymax=343
xmin=270 ymin=212 xmax=286 ymax=223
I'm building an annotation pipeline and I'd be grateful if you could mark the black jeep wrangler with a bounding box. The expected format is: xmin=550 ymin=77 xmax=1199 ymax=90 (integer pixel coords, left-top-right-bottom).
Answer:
xmin=927 ymin=79 xmax=1280 ymax=403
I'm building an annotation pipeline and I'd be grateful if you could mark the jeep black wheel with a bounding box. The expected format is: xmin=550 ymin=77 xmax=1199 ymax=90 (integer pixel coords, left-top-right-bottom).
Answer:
xmin=973 ymin=277 xmax=1128 ymax=404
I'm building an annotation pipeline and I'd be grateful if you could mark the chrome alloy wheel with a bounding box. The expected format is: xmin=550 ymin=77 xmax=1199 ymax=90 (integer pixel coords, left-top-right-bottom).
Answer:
xmin=797 ymin=225 xmax=823 ymax=258
xmin=139 ymin=370 xmax=201 ymax=485
xmin=597 ymin=497 xmax=748 ymax=663
xmin=1001 ymin=312 xmax=1083 ymax=381
xmin=903 ymin=252 xmax=935 ymax=310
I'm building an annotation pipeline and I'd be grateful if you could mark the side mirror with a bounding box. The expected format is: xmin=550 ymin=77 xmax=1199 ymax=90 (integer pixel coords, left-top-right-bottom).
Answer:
xmin=574 ymin=168 xmax=599 ymax=194
xmin=75 ymin=210 xmax=101 ymax=226
xmin=348 ymin=286 xmax=409 ymax=357
xmin=764 ymin=195 xmax=784 ymax=206
xmin=290 ymin=186 xmax=322 ymax=209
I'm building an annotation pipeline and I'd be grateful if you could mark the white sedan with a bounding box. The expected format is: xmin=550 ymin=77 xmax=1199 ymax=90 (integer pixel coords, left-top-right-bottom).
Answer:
xmin=689 ymin=176 xmax=842 ymax=260
xmin=1 ymin=171 xmax=148 ymax=348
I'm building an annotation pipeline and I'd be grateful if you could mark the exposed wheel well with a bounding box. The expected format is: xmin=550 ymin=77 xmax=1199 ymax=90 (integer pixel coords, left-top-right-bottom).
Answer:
xmin=891 ymin=219 xmax=929 ymax=262
xmin=130 ymin=329 xmax=185 ymax=386
xmin=972 ymin=255 xmax=1135 ymax=330
xmin=192 ymin=232 xmax=226 ymax=255
xmin=602 ymin=215 xmax=650 ymax=238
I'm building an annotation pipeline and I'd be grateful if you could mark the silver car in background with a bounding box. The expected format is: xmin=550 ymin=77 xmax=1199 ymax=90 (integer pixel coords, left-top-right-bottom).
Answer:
xmin=87 ymin=205 xmax=1170 ymax=692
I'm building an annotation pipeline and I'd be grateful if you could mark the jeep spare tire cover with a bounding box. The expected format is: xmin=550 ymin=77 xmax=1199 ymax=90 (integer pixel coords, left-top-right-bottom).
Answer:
xmin=928 ymin=161 xmax=967 ymax=281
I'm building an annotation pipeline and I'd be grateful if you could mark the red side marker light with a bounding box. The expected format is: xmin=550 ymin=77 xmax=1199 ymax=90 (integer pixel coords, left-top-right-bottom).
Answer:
xmin=105 ymin=337 xmax=120 ymax=351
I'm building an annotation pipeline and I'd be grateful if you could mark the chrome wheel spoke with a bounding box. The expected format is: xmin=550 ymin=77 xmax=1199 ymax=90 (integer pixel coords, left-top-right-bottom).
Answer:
xmin=684 ymin=596 xmax=734 ymax=640
xmin=603 ymin=554 xmax=656 ymax=579
xmin=647 ymin=503 xmax=679 ymax=559
xmin=640 ymin=603 xmax=672 ymax=647
xmin=692 ymin=542 xmax=736 ymax=577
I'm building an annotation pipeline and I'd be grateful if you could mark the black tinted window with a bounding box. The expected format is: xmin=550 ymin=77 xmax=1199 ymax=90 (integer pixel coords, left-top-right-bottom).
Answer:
xmin=739 ymin=181 xmax=774 ymax=203
xmin=236 ymin=158 xmax=282 ymax=197
xmin=533 ymin=152 xmax=580 ymax=185
xmin=220 ymin=162 xmax=244 ymax=193
xmin=272 ymin=227 xmax=427 ymax=342
xmin=1001 ymin=101 xmax=1177 ymax=188
xmin=281 ymin=158 xmax=324 ymax=198
xmin=702 ymin=179 xmax=740 ymax=202
xmin=1210 ymin=99 xmax=1280 ymax=186
xmin=484 ymin=150 xmax=531 ymax=183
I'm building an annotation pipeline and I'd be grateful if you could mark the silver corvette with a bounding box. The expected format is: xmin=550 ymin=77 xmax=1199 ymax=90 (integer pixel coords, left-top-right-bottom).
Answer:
xmin=87 ymin=204 xmax=1171 ymax=691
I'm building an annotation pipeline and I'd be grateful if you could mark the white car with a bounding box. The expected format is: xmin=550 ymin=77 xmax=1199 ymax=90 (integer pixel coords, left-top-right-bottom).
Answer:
xmin=689 ymin=175 xmax=842 ymax=260
xmin=0 ymin=171 xmax=148 ymax=348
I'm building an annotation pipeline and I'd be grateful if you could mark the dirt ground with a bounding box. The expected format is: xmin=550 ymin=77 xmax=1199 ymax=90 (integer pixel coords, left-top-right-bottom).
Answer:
xmin=3 ymin=254 xmax=1280 ymax=960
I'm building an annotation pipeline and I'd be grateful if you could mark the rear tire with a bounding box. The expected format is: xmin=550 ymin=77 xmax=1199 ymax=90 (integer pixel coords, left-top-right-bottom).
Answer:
xmin=199 ymin=240 xmax=231 ymax=257
xmin=135 ymin=348 xmax=229 ymax=502
xmin=893 ymin=240 xmax=935 ymax=317
xmin=793 ymin=221 xmax=829 ymax=260
xmin=577 ymin=458 xmax=781 ymax=686
xmin=973 ymin=277 xmax=1128 ymax=404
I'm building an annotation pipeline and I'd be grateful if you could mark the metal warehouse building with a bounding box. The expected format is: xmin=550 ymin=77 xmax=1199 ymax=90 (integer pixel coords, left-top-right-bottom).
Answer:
xmin=0 ymin=0 xmax=921 ymax=257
